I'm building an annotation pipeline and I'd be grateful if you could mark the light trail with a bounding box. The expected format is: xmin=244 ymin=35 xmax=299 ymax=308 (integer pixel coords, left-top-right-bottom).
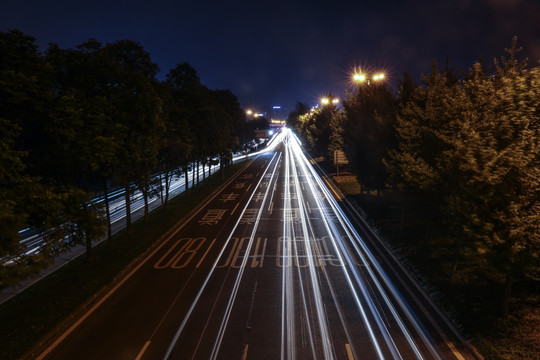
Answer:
xmin=209 ymin=152 xmax=282 ymax=360
xmin=162 ymin=152 xmax=281 ymax=360
xmin=288 ymin=137 xmax=335 ymax=359
xmin=15 ymin=132 xmax=285 ymax=260
xmin=14 ymin=143 xmax=261 ymax=261
xmin=285 ymin=128 xmax=444 ymax=359
xmin=281 ymin=139 xmax=297 ymax=360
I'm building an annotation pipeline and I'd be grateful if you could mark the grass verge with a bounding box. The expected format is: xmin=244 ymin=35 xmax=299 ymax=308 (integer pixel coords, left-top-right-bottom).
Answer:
xmin=0 ymin=162 xmax=247 ymax=360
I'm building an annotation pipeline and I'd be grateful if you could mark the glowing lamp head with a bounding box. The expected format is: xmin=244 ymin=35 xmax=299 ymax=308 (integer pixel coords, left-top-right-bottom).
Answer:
xmin=353 ymin=73 xmax=366 ymax=82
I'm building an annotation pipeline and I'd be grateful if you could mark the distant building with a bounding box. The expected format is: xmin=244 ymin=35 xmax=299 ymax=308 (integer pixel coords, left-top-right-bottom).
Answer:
xmin=270 ymin=105 xmax=287 ymax=128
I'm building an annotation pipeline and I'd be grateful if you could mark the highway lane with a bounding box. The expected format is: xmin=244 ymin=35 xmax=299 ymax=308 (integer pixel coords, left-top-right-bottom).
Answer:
xmin=35 ymin=130 xmax=477 ymax=360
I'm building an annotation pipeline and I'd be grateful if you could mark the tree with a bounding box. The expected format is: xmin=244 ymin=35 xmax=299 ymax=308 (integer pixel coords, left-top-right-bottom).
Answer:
xmin=386 ymin=61 xmax=480 ymax=278
xmin=46 ymin=40 xmax=125 ymax=256
xmin=287 ymin=102 xmax=310 ymax=135
xmin=0 ymin=30 xmax=72 ymax=285
xmin=387 ymin=43 xmax=540 ymax=316
xmin=297 ymin=94 xmax=341 ymax=158
xmin=342 ymin=82 xmax=397 ymax=193
xmin=103 ymin=40 xmax=164 ymax=227
xmin=166 ymin=63 xmax=206 ymax=190
xmin=462 ymin=43 xmax=539 ymax=316
xmin=209 ymin=89 xmax=246 ymax=174
xmin=155 ymin=80 xmax=192 ymax=207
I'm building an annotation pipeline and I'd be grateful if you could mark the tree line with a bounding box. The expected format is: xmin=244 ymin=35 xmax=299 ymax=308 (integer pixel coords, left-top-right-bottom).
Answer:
xmin=0 ymin=30 xmax=258 ymax=288
xmin=289 ymin=38 xmax=539 ymax=317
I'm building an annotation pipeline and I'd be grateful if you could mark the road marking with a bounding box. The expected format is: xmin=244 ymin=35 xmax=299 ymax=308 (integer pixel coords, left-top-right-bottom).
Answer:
xmin=241 ymin=344 xmax=249 ymax=360
xmin=260 ymin=238 xmax=267 ymax=267
xmin=154 ymin=238 xmax=191 ymax=269
xmin=321 ymin=177 xmax=343 ymax=201
xmin=270 ymin=201 xmax=274 ymax=214
xmin=251 ymin=237 xmax=265 ymax=268
xmin=345 ymin=343 xmax=354 ymax=360
xmin=231 ymin=202 xmax=240 ymax=215
xmin=34 ymin=160 xmax=252 ymax=360
xmin=196 ymin=238 xmax=216 ymax=268
xmin=446 ymin=340 xmax=466 ymax=360
xmin=306 ymin=200 xmax=311 ymax=213
xmin=135 ymin=341 xmax=151 ymax=360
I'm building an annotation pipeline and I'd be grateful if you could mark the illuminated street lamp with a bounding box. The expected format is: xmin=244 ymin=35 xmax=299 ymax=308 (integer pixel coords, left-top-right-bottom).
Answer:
xmin=353 ymin=73 xmax=366 ymax=83
xmin=246 ymin=109 xmax=253 ymax=116
xmin=373 ymin=73 xmax=385 ymax=81
xmin=320 ymin=97 xmax=339 ymax=106
xmin=352 ymin=71 xmax=386 ymax=85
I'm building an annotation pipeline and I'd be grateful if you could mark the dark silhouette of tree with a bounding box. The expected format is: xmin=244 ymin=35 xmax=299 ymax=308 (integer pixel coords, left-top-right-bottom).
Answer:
xmin=103 ymin=40 xmax=164 ymax=227
xmin=342 ymin=82 xmax=397 ymax=194
xmin=287 ymin=102 xmax=310 ymax=135
xmin=155 ymin=80 xmax=193 ymax=207
xmin=387 ymin=42 xmax=539 ymax=316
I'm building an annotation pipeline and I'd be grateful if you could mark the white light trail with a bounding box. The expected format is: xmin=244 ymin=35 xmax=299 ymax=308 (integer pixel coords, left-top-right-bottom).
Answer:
xmin=285 ymin=128 xmax=444 ymax=359
xmin=163 ymin=152 xmax=282 ymax=360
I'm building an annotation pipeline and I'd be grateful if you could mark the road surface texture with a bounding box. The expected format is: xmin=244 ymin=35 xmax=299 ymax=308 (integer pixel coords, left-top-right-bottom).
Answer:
xmin=33 ymin=130 xmax=480 ymax=360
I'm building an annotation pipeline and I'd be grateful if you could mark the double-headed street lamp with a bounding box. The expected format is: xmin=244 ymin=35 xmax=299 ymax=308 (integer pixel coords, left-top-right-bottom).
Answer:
xmin=320 ymin=97 xmax=339 ymax=106
xmin=352 ymin=71 xmax=385 ymax=85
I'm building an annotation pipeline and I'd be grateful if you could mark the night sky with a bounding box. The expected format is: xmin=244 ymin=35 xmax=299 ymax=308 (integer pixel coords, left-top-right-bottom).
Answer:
xmin=2 ymin=0 xmax=539 ymax=112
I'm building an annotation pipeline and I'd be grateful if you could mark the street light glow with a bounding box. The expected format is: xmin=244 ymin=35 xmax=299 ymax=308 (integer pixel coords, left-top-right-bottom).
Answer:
xmin=373 ymin=73 xmax=385 ymax=81
xmin=353 ymin=73 xmax=366 ymax=82
xmin=352 ymin=70 xmax=386 ymax=85
xmin=246 ymin=109 xmax=253 ymax=115
xmin=321 ymin=97 xmax=330 ymax=105
xmin=332 ymin=98 xmax=339 ymax=104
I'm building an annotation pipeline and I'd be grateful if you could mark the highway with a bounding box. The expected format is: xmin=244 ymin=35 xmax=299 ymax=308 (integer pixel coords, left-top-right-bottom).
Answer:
xmin=34 ymin=129 xmax=478 ymax=360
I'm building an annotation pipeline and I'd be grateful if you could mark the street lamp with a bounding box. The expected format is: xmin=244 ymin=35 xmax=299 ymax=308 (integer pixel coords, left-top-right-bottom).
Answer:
xmin=353 ymin=73 xmax=366 ymax=83
xmin=352 ymin=71 xmax=385 ymax=85
xmin=320 ymin=97 xmax=339 ymax=106
xmin=373 ymin=73 xmax=385 ymax=81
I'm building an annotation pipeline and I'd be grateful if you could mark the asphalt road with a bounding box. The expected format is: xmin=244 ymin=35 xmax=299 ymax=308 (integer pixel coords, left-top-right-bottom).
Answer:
xmin=35 ymin=130 xmax=479 ymax=360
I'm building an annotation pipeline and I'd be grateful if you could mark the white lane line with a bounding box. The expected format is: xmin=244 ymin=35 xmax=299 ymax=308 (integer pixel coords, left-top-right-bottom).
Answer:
xmin=345 ymin=343 xmax=354 ymax=360
xmin=35 ymin=160 xmax=252 ymax=360
xmin=135 ymin=341 xmax=151 ymax=360
xmin=163 ymin=153 xmax=281 ymax=360
xmin=209 ymin=153 xmax=282 ymax=359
